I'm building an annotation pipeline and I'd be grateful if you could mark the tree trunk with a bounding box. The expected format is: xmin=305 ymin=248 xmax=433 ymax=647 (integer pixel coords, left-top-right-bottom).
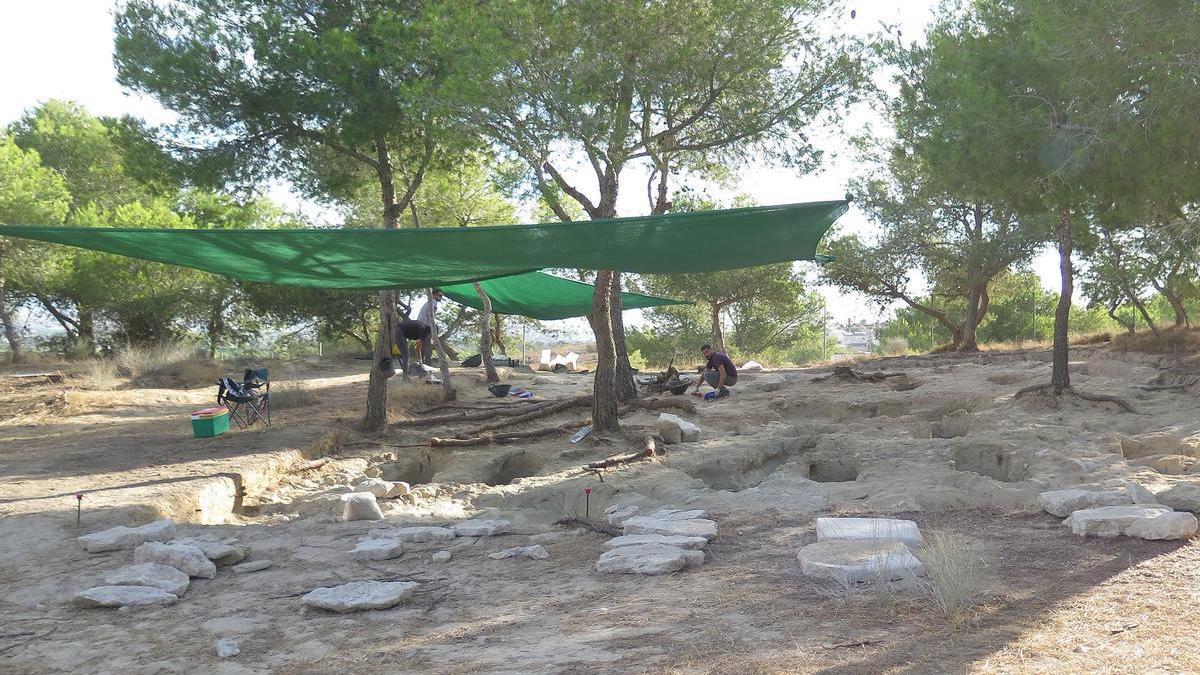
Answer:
xmin=1159 ymin=286 xmax=1189 ymax=328
xmin=428 ymin=289 xmax=456 ymax=400
xmin=611 ymin=272 xmax=638 ymax=402
xmin=709 ymin=302 xmax=726 ymax=352
xmin=959 ymin=283 xmax=985 ymax=352
xmin=1051 ymin=209 xmax=1073 ymax=393
xmin=438 ymin=305 xmax=467 ymax=361
xmin=591 ymin=271 xmax=620 ymax=431
xmin=1123 ymin=286 xmax=1159 ymax=335
xmin=0 ymin=289 xmax=20 ymax=362
xmin=1106 ymin=302 xmax=1135 ymax=334
xmin=364 ymin=289 xmax=397 ymax=430
xmin=474 ymin=282 xmax=500 ymax=383
xmin=492 ymin=314 xmax=507 ymax=355
xmin=77 ymin=309 xmax=95 ymax=355
xmin=206 ymin=303 xmax=224 ymax=359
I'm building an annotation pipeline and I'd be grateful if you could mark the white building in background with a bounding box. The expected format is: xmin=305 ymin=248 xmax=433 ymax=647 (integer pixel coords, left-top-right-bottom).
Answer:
xmin=830 ymin=322 xmax=877 ymax=354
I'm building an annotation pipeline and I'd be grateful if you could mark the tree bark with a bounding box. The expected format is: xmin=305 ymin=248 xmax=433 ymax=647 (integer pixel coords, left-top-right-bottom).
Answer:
xmin=474 ymin=282 xmax=500 ymax=383
xmin=611 ymin=272 xmax=638 ymax=402
xmin=591 ymin=271 xmax=620 ymax=431
xmin=709 ymin=302 xmax=726 ymax=352
xmin=492 ymin=314 xmax=508 ymax=355
xmin=428 ymin=288 xmax=456 ymax=400
xmin=959 ymin=283 xmax=986 ymax=352
xmin=0 ymin=289 xmax=20 ymax=361
xmin=1051 ymin=209 xmax=1073 ymax=393
xmin=364 ymin=139 xmax=401 ymax=432
xmin=206 ymin=302 xmax=225 ymax=360
xmin=1154 ymin=282 xmax=1189 ymax=328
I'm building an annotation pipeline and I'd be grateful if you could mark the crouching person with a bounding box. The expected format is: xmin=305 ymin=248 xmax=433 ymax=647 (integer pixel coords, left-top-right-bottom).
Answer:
xmin=693 ymin=344 xmax=737 ymax=398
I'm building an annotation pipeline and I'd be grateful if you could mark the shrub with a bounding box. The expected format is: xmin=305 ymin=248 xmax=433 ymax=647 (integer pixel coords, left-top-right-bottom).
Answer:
xmin=882 ymin=337 xmax=910 ymax=356
xmin=916 ymin=531 xmax=986 ymax=622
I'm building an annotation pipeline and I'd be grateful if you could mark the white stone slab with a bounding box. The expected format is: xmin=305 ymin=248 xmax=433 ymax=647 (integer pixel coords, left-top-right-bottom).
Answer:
xmin=133 ymin=541 xmax=217 ymax=579
xmin=431 ymin=551 xmax=452 ymax=563
xmin=391 ymin=526 xmax=456 ymax=543
xmin=595 ymin=543 xmax=689 ymax=575
xmin=215 ymin=638 xmax=240 ymax=658
xmin=603 ymin=534 xmax=709 ymax=551
xmin=351 ymin=539 xmax=404 ymax=561
xmin=605 ymin=504 xmax=639 ymax=527
xmin=1038 ymin=488 xmax=1131 ymax=517
xmin=79 ymin=519 xmax=176 ymax=553
xmin=814 ymin=517 xmax=923 ymax=548
xmin=341 ymin=492 xmax=384 ymax=521
xmin=487 ymin=545 xmax=550 ymax=560
xmin=169 ymin=538 xmax=248 ymax=566
xmin=451 ymin=519 xmax=511 ymax=537
xmin=1065 ymin=505 xmax=1197 ymax=540
xmin=623 ymin=516 xmax=717 ymax=540
xmin=648 ymin=509 xmax=707 ymax=521
xmin=302 ymin=580 xmax=418 ymax=613
xmin=798 ymin=540 xmax=926 ymax=585
xmin=73 ymin=585 xmax=178 ymax=608
xmin=104 ymin=563 xmax=190 ymax=596
xmin=231 ymin=560 xmax=273 ymax=574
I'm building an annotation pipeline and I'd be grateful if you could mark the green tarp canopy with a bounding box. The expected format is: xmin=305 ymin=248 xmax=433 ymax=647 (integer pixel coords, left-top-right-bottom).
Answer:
xmin=440 ymin=271 xmax=689 ymax=320
xmin=0 ymin=200 xmax=847 ymax=290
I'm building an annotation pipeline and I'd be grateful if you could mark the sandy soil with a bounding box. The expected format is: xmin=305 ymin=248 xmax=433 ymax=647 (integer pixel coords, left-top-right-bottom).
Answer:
xmin=2 ymin=348 xmax=1200 ymax=673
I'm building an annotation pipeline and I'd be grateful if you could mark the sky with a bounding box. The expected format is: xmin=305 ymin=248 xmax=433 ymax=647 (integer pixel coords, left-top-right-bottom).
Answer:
xmin=0 ymin=0 xmax=1066 ymax=335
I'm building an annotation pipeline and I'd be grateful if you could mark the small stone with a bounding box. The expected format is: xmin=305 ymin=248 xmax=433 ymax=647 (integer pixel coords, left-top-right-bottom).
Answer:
xmin=1126 ymin=481 xmax=1158 ymax=505
xmin=623 ymin=516 xmax=717 ymax=540
xmin=604 ymin=534 xmax=709 ymax=550
xmin=351 ymin=539 xmax=405 ymax=561
xmin=431 ymin=551 xmax=452 ymax=563
xmin=605 ymin=504 xmax=640 ymax=527
xmin=451 ymin=519 xmax=511 ymax=537
xmin=1038 ymin=489 xmax=1132 ymax=517
xmin=682 ymin=549 xmax=705 ymax=567
xmin=79 ymin=519 xmax=176 ymax=553
xmin=649 ymin=509 xmax=707 ymax=521
xmin=74 ymin=585 xmax=178 ymax=608
xmin=740 ymin=360 xmax=764 ymax=372
xmin=170 ymin=538 xmax=248 ymax=566
xmin=355 ymin=478 xmax=408 ymax=499
xmin=231 ymin=560 xmax=273 ymax=574
xmin=487 ymin=545 xmax=550 ymax=560
xmin=797 ymin=540 xmax=927 ymax=585
xmin=341 ymin=492 xmax=384 ymax=521
xmin=104 ymin=563 xmax=190 ymax=596
xmin=595 ymin=543 xmax=688 ymax=574
xmin=1065 ymin=505 xmax=1197 ymax=540
xmin=302 ymin=581 xmax=418 ymax=613
xmin=215 ymin=638 xmax=240 ymax=658
xmin=814 ymin=517 xmax=923 ymax=549
xmin=133 ymin=541 xmax=217 ymax=579
xmin=391 ymin=526 xmax=456 ymax=543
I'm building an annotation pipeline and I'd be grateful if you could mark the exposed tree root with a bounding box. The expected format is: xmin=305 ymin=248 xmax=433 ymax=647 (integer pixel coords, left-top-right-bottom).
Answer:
xmin=470 ymin=395 xmax=593 ymax=433
xmin=393 ymin=398 xmax=563 ymax=427
xmin=554 ymin=517 xmax=621 ymax=537
xmin=583 ymin=436 xmax=658 ymax=478
xmin=1014 ymin=384 xmax=1139 ymax=413
xmin=429 ymin=422 xmax=579 ymax=448
xmin=812 ymin=366 xmax=908 ymax=383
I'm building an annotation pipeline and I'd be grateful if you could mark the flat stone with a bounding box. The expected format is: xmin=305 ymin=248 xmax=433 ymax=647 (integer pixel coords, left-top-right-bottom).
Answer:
xmin=759 ymin=374 xmax=787 ymax=392
xmin=682 ymin=549 xmax=705 ymax=567
xmin=133 ymin=541 xmax=217 ymax=579
xmin=73 ymin=585 xmax=178 ymax=608
xmin=605 ymin=504 xmax=640 ymax=527
xmin=170 ymin=538 xmax=248 ymax=566
xmin=814 ymin=517 xmax=924 ymax=548
xmin=1155 ymin=482 xmax=1200 ymax=513
xmin=451 ymin=519 xmax=511 ymax=537
xmin=351 ymin=539 xmax=404 ymax=561
xmin=1066 ymin=505 xmax=1197 ymax=540
xmin=216 ymin=638 xmax=240 ymax=658
xmin=1127 ymin=481 xmax=1159 ymax=505
xmin=390 ymin=526 xmax=457 ymax=543
xmin=487 ymin=545 xmax=550 ymax=560
xmin=595 ymin=543 xmax=688 ymax=574
xmin=1038 ymin=488 xmax=1132 ymax=517
xmin=431 ymin=551 xmax=452 ymax=563
xmin=104 ymin=563 xmax=190 ymax=596
xmin=79 ymin=519 xmax=176 ymax=553
xmin=623 ymin=516 xmax=717 ymax=540
xmin=301 ymin=581 xmax=418 ymax=613
xmin=797 ymin=540 xmax=927 ymax=585
xmin=355 ymin=478 xmax=409 ymax=499
xmin=604 ymin=534 xmax=709 ymax=551
xmin=341 ymin=492 xmax=384 ymax=521
xmin=231 ymin=560 xmax=273 ymax=574
xmin=657 ymin=413 xmax=700 ymax=444
xmin=649 ymin=509 xmax=707 ymax=521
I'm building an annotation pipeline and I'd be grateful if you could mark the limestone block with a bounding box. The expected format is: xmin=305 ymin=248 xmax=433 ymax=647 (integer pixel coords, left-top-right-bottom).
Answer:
xmin=1126 ymin=481 xmax=1158 ymax=505
xmin=649 ymin=509 xmax=707 ymax=521
xmin=302 ymin=581 xmax=418 ymax=612
xmin=604 ymin=534 xmax=709 ymax=551
xmin=657 ymin=413 xmax=700 ymax=444
xmin=623 ymin=516 xmax=717 ymax=540
xmin=133 ymin=541 xmax=217 ymax=579
xmin=605 ymin=504 xmax=639 ymax=527
xmin=351 ymin=539 xmax=404 ymax=561
xmin=431 ymin=551 xmax=452 ymax=563
xmin=216 ymin=639 xmax=240 ymax=658
xmin=798 ymin=540 xmax=926 ymax=585
xmin=595 ymin=543 xmax=688 ymax=574
xmin=814 ymin=517 xmax=923 ymax=548
xmin=391 ymin=526 xmax=456 ymax=543
xmin=231 ymin=560 xmax=273 ymax=574
xmin=79 ymin=519 xmax=176 ymax=553
xmin=104 ymin=563 xmax=190 ymax=596
xmin=73 ymin=585 xmax=178 ymax=608
xmin=1038 ymin=488 xmax=1132 ymax=517
xmin=451 ymin=519 xmax=511 ymax=537
xmin=355 ymin=478 xmax=409 ymax=499
xmin=487 ymin=545 xmax=550 ymax=560
xmin=1148 ymin=483 xmax=1200 ymax=513
xmin=341 ymin=492 xmax=384 ymax=521
xmin=170 ymin=538 xmax=247 ymax=566
xmin=1065 ymin=505 xmax=1196 ymax=540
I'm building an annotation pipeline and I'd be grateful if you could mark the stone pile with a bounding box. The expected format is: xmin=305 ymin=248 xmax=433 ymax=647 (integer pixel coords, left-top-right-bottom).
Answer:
xmin=1038 ymin=484 xmax=1197 ymax=541
xmin=595 ymin=506 xmax=716 ymax=575
xmin=657 ymin=414 xmax=701 ymax=445
xmin=797 ymin=517 xmax=927 ymax=585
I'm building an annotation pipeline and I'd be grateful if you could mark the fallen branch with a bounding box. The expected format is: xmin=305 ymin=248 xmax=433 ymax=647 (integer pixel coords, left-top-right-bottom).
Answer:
xmin=469 ymin=395 xmax=592 ymax=434
xmin=393 ymin=400 xmax=557 ymax=427
xmin=813 ymin=366 xmax=907 ymax=383
xmin=555 ymin=517 xmax=622 ymax=537
xmin=1014 ymin=384 xmax=1139 ymax=414
xmin=290 ymin=458 xmax=330 ymax=473
xmin=583 ymin=436 xmax=658 ymax=471
xmin=430 ymin=422 xmax=578 ymax=448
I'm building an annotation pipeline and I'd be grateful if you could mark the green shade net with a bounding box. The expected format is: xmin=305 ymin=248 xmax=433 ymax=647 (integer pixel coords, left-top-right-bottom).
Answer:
xmin=440 ymin=271 xmax=689 ymax=320
xmin=0 ymin=200 xmax=847 ymax=290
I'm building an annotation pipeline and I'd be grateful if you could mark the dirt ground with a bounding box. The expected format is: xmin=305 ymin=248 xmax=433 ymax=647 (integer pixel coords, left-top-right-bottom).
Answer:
xmin=2 ymin=348 xmax=1200 ymax=673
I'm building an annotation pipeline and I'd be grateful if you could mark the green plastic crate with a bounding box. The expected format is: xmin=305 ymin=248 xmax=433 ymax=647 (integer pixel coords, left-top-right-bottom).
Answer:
xmin=192 ymin=410 xmax=230 ymax=438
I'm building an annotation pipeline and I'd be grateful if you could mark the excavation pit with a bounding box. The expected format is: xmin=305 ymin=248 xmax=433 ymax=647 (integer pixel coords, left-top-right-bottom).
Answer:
xmin=952 ymin=444 xmax=1027 ymax=483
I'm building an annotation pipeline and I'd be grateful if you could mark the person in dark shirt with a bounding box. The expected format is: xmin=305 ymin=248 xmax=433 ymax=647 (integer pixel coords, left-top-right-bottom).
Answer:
xmin=694 ymin=344 xmax=737 ymax=398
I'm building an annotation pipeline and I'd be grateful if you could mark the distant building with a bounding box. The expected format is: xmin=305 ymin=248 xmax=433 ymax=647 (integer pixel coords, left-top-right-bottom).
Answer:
xmin=830 ymin=322 xmax=876 ymax=354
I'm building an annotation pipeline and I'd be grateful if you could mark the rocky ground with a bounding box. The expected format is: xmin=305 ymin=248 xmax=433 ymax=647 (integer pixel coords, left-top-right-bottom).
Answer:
xmin=2 ymin=347 xmax=1200 ymax=673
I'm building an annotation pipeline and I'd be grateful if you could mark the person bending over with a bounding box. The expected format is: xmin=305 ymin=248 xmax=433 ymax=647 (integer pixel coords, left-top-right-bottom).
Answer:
xmin=694 ymin=344 xmax=737 ymax=398
xmin=395 ymin=319 xmax=432 ymax=375
xmin=414 ymin=289 xmax=444 ymax=366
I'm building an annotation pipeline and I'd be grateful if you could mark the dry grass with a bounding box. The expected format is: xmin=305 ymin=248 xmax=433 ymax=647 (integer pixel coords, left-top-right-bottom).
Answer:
xmin=270 ymin=380 xmax=319 ymax=409
xmin=882 ymin=337 xmax=910 ymax=356
xmin=1111 ymin=327 xmax=1200 ymax=353
xmin=76 ymin=358 xmax=120 ymax=390
xmin=392 ymin=379 xmax=449 ymax=412
xmin=916 ymin=531 xmax=987 ymax=623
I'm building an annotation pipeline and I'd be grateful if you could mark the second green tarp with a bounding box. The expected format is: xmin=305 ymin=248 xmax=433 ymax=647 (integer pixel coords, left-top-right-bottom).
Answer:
xmin=439 ymin=271 xmax=689 ymax=320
